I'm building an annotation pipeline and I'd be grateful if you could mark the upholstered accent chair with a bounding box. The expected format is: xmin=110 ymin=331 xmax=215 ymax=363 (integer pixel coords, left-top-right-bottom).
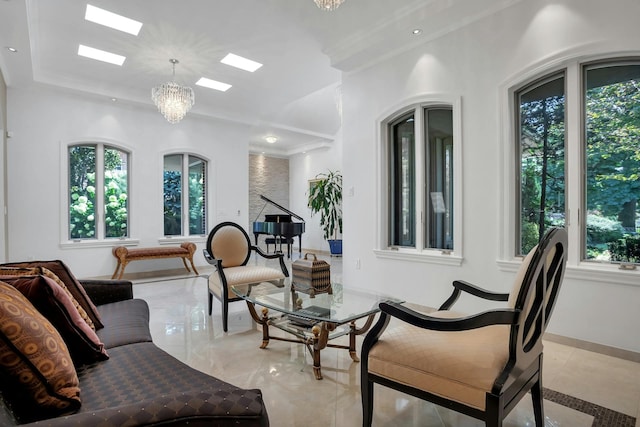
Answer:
xmin=361 ymin=227 xmax=568 ymax=427
xmin=204 ymin=222 xmax=289 ymax=332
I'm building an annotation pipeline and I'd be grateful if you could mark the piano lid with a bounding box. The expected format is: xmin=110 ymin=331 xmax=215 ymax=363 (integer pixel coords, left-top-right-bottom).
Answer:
xmin=257 ymin=195 xmax=305 ymax=222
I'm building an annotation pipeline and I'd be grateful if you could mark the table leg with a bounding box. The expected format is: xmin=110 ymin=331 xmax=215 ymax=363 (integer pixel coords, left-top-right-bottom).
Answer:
xmin=349 ymin=314 xmax=376 ymax=362
xmin=348 ymin=321 xmax=359 ymax=362
xmin=311 ymin=325 xmax=322 ymax=380
xmin=245 ymin=302 xmax=270 ymax=349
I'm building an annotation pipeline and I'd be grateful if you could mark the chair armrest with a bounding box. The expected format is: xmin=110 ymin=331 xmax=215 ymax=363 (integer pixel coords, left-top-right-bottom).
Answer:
xmin=202 ymin=249 xmax=224 ymax=270
xmin=251 ymin=246 xmax=290 ymax=277
xmin=380 ymin=301 xmax=518 ymax=331
xmin=252 ymin=245 xmax=283 ymax=260
xmin=202 ymin=248 xmax=215 ymax=265
xmin=79 ymin=279 xmax=133 ymax=306
xmin=439 ymin=280 xmax=510 ymax=310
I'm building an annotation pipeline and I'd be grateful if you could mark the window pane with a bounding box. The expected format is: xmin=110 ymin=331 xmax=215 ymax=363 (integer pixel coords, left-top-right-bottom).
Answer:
xmin=389 ymin=114 xmax=415 ymax=247
xmin=585 ymin=63 xmax=640 ymax=264
xmin=188 ymin=155 xmax=206 ymax=235
xmin=425 ymin=108 xmax=454 ymax=250
xmin=517 ymin=75 xmax=566 ymax=255
xmin=164 ymin=154 xmax=182 ymax=236
xmin=104 ymin=147 xmax=128 ymax=238
xmin=69 ymin=145 xmax=96 ymax=239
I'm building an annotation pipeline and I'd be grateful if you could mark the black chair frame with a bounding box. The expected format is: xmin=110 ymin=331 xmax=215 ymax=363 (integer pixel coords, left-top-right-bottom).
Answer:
xmin=361 ymin=227 xmax=568 ymax=427
xmin=203 ymin=221 xmax=289 ymax=332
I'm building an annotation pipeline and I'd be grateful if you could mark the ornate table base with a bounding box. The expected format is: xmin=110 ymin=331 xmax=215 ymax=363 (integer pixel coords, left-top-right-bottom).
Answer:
xmin=245 ymin=302 xmax=376 ymax=380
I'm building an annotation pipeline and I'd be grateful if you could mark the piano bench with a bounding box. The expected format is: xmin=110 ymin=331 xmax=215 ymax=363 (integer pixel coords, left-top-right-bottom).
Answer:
xmin=265 ymin=237 xmax=294 ymax=254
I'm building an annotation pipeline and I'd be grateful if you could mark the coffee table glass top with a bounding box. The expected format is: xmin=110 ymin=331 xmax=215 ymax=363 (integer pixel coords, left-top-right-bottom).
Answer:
xmin=231 ymin=280 xmax=402 ymax=325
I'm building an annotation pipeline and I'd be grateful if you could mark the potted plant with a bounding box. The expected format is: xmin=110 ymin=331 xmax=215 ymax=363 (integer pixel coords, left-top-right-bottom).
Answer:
xmin=308 ymin=170 xmax=343 ymax=255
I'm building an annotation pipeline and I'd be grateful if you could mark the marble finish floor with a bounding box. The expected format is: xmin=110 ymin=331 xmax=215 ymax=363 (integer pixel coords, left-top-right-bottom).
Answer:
xmin=131 ymin=254 xmax=640 ymax=427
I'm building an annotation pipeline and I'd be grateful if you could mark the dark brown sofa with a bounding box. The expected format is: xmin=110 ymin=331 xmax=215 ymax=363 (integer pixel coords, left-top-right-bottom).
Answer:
xmin=0 ymin=275 xmax=269 ymax=426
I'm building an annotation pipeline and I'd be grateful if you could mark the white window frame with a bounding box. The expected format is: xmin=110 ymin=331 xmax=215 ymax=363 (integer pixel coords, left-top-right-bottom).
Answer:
xmin=499 ymin=55 xmax=640 ymax=287
xmin=60 ymin=139 xmax=138 ymax=248
xmin=159 ymin=152 xmax=209 ymax=242
xmin=374 ymin=94 xmax=463 ymax=266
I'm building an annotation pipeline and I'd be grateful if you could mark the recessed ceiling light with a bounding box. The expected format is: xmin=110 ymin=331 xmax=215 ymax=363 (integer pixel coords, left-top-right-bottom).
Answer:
xmin=220 ymin=53 xmax=263 ymax=72
xmin=85 ymin=4 xmax=143 ymax=36
xmin=196 ymin=77 xmax=232 ymax=92
xmin=78 ymin=44 xmax=126 ymax=66
xmin=111 ymin=98 xmax=117 ymax=102
xmin=6 ymin=47 xmax=17 ymax=53
xmin=265 ymin=136 xmax=278 ymax=144
xmin=412 ymin=29 xmax=423 ymax=35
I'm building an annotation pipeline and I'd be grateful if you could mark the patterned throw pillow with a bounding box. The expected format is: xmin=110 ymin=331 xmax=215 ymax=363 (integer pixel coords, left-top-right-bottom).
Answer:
xmin=0 ymin=281 xmax=81 ymax=416
xmin=0 ymin=275 xmax=109 ymax=365
xmin=1 ymin=260 xmax=103 ymax=329
xmin=0 ymin=266 xmax=96 ymax=330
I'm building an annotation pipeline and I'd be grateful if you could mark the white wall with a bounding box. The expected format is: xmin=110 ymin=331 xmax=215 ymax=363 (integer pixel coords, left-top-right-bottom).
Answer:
xmin=6 ymin=85 xmax=252 ymax=278
xmin=340 ymin=0 xmax=640 ymax=352
xmin=289 ymin=128 xmax=343 ymax=253
xmin=0 ymin=68 xmax=7 ymax=263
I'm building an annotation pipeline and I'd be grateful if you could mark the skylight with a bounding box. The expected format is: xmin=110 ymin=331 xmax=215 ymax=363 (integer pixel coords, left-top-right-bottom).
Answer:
xmin=220 ymin=53 xmax=262 ymax=72
xmin=78 ymin=45 xmax=126 ymax=66
xmin=196 ymin=78 xmax=232 ymax=92
xmin=85 ymin=4 xmax=143 ymax=36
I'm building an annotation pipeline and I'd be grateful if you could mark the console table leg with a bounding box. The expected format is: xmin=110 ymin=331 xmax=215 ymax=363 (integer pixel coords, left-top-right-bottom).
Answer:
xmin=311 ymin=325 xmax=323 ymax=380
xmin=246 ymin=302 xmax=270 ymax=349
xmin=349 ymin=321 xmax=360 ymax=362
xmin=259 ymin=307 xmax=270 ymax=349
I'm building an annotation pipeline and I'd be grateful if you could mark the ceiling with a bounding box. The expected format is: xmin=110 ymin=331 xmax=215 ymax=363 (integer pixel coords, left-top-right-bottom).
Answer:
xmin=0 ymin=0 xmax=520 ymax=156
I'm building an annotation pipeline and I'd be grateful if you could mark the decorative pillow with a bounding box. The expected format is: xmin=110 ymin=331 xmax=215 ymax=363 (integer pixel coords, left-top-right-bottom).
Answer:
xmin=0 ymin=281 xmax=81 ymax=416
xmin=1 ymin=260 xmax=103 ymax=329
xmin=0 ymin=275 xmax=108 ymax=365
xmin=0 ymin=266 xmax=96 ymax=330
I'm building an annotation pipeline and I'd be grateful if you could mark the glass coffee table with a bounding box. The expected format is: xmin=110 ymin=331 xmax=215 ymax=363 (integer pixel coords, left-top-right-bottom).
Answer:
xmin=231 ymin=280 xmax=402 ymax=380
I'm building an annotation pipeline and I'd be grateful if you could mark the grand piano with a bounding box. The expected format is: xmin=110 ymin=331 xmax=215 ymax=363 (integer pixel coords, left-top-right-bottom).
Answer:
xmin=252 ymin=195 xmax=305 ymax=258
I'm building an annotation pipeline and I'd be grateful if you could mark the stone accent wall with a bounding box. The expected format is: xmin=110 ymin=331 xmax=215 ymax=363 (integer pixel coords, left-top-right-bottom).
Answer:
xmin=248 ymin=154 xmax=290 ymax=250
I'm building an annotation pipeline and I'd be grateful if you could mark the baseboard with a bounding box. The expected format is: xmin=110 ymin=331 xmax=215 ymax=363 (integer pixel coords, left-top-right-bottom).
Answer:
xmin=543 ymin=332 xmax=640 ymax=363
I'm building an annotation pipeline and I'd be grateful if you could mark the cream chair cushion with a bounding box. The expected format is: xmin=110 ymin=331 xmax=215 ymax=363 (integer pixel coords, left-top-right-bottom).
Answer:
xmin=367 ymin=310 xmax=509 ymax=410
xmin=209 ymin=266 xmax=285 ymax=299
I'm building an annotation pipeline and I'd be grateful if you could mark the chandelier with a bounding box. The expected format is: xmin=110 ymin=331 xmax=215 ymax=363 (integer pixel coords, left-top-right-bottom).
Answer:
xmin=314 ymin=0 xmax=345 ymax=11
xmin=151 ymin=59 xmax=195 ymax=124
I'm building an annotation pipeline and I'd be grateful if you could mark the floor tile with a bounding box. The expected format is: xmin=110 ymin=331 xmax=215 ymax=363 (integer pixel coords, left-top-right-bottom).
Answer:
xmin=130 ymin=253 xmax=639 ymax=427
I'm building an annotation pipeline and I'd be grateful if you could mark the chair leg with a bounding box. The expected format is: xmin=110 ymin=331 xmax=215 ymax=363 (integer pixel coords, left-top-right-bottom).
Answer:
xmin=531 ymin=378 xmax=544 ymax=427
xmin=361 ymin=374 xmax=374 ymax=426
xmin=207 ymin=290 xmax=213 ymax=315
xmin=485 ymin=394 xmax=503 ymax=427
xmin=222 ymin=299 xmax=229 ymax=332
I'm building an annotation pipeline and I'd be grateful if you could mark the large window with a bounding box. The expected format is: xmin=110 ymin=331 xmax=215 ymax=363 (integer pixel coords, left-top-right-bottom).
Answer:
xmin=514 ymin=59 xmax=640 ymax=266
xmin=516 ymin=74 xmax=566 ymax=255
xmin=425 ymin=108 xmax=454 ymax=250
xmin=389 ymin=113 xmax=415 ymax=247
xmin=584 ymin=62 xmax=640 ymax=264
xmin=163 ymin=154 xmax=207 ymax=236
xmin=385 ymin=103 xmax=459 ymax=257
xmin=68 ymin=144 xmax=129 ymax=240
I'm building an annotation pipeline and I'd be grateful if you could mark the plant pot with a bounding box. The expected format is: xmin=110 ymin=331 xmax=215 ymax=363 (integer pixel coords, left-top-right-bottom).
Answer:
xmin=328 ymin=239 xmax=342 ymax=256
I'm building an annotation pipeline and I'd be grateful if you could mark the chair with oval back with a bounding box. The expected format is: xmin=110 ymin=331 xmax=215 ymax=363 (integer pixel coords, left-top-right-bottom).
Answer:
xmin=361 ymin=227 xmax=568 ymax=426
xmin=204 ymin=222 xmax=289 ymax=332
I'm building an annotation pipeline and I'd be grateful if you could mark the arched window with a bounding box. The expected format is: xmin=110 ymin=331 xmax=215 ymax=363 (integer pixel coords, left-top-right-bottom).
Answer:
xmin=68 ymin=144 xmax=129 ymax=240
xmin=378 ymin=97 xmax=462 ymax=265
xmin=513 ymin=58 xmax=640 ymax=266
xmin=163 ymin=154 xmax=207 ymax=236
